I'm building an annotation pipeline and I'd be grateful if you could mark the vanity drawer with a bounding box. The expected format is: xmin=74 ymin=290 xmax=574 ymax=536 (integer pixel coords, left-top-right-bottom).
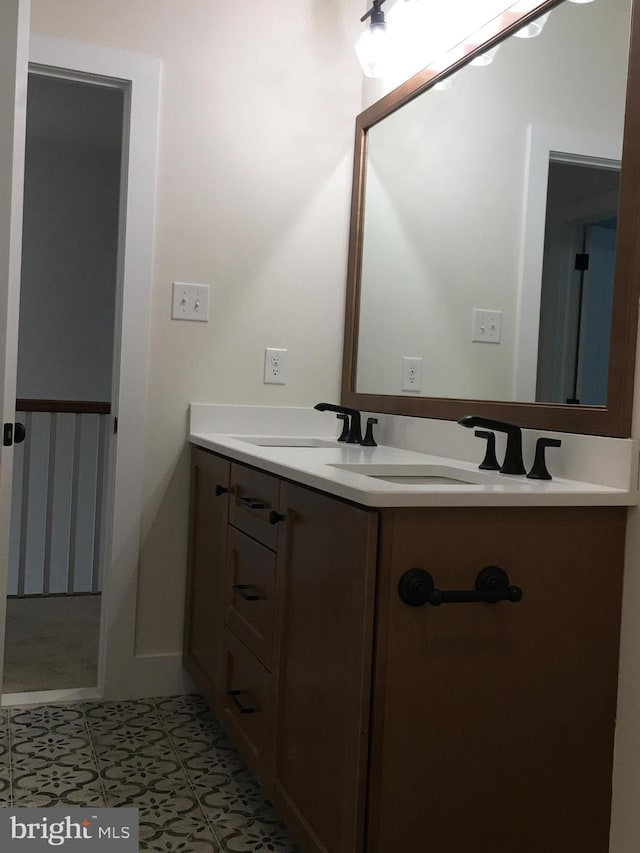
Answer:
xmin=230 ymin=463 xmax=281 ymax=549
xmin=224 ymin=527 xmax=277 ymax=669
xmin=222 ymin=627 xmax=272 ymax=781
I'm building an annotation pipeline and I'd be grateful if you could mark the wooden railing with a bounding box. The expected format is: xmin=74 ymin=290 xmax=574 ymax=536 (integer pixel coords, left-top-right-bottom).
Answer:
xmin=9 ymin=399 xmax=111 ymax=597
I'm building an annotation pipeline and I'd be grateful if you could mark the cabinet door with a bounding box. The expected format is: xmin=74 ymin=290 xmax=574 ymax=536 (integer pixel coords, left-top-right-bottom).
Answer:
xmin=369 ymin=505 xmax=626 ymax=853
xmin=270 ymin=483 xmax=378 ymax=853
xmin=183 ymin=448 xmax=231 ymax=713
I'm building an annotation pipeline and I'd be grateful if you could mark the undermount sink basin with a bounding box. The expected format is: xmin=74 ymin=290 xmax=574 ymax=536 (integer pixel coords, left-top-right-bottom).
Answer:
xmin=329 ymin=463 xmax=503 ymax=486
xmin=238 ymin=436 xmax=338 ymax=448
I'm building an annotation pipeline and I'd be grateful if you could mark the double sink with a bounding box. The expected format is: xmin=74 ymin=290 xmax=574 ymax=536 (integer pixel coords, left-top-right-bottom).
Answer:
xmin=238 ymin=436 xmax=498 ymax=486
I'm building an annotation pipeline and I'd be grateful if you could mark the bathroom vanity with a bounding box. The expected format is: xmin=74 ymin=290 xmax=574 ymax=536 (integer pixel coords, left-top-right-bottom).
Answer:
xmin=185 ymin=412 xmax=635 ymax=853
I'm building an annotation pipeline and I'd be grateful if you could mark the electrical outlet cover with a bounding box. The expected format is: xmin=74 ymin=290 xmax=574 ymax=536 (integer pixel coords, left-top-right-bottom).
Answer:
xmin=264 ymin=347 xmax=287 ymax=385
xmin=401 ymin=356 xmax=423 ymax=392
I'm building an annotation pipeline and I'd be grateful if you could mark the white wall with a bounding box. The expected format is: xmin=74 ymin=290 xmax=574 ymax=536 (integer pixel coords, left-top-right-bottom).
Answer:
xmin=28 ymin=0 xmax=364 ymax=655
xmin=356 ymin=0 xmax=629 ymax=400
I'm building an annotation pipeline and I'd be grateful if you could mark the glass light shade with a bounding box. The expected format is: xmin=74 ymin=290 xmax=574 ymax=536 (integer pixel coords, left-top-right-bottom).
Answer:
xmin=433 ymin=74 xmax=456 ymax=91
xmin=568 ymin=0 xmax=595 ymax=3
xmin=355 ymin=22 xmax=390 ymax=78
xmin=513 ymin=11 xmax=550 ymax=37
xmin=470 ymin=44 xmax=501 ymax=65
xmin=510 ymin=0 xmax=544 ymax=11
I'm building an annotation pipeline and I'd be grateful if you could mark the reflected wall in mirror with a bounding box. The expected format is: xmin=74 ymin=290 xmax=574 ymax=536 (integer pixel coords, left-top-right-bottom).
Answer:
xmin=343 ymin=0 xmax=640 ymax=436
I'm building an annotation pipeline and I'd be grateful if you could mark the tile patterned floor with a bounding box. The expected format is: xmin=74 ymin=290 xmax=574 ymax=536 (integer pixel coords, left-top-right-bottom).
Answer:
xmin=0 ymin=695 xmax=300 ymax=852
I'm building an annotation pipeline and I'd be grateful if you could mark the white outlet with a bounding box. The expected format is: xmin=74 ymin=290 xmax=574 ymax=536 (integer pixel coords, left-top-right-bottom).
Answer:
xmin=472 ymin=309 xmax=502 ymax=343
xmin=401 ymin=356 xmax=423 ymax=392
xmin=264 ymin=347 xmax=288 ymax=385
xmin=172 ymin=282 xmax=210 ymax=321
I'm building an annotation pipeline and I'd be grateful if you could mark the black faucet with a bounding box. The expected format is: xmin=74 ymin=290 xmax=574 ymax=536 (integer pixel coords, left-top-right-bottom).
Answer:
xmin=314 ymin=403 xmax=363 ymax=444
xmin=458 ymin=415 xmax=526 ymax=475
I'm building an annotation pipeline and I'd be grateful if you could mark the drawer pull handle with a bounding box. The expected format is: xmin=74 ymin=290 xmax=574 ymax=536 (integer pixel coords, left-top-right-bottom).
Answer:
xmin=228 ymin=689 xmax=256 ymax=714
xmin=398 ymin=566 xmax=523 ymax=608
xmin=233 ymin=584 xmax=263 ymax=601
xmin=215 ymin=484 xmax=228 ymax=496
xmin=269 ymin=510 xmax=286 ymax=525
xmin=238 ymin=496 xmax=266 ymax=510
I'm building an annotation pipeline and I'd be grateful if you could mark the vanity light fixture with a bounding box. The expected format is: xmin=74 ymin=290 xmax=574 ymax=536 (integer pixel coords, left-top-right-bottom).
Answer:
xmin=470 ymin=44 xmax=501 ymax=65
xmin=513 ymin=10 xmax=550 ymax=37
xmin=433 ymin=75 xmax=456 ymax=90
xmin=355 ymin=0 xmax=390 ymax=78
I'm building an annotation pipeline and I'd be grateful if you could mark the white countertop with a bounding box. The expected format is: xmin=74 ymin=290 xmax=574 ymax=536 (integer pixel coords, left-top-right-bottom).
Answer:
xmin=189 ymin=430 xmax=638 ymax=508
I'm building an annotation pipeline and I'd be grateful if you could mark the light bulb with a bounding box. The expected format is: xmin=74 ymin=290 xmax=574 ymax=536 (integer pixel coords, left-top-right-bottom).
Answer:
xmin=513 ymin=10 xmax=550 ymax=37
xmin=433 ymin=74 xmax=456 ymax=91
xmin=470 ymin=45 xmax=500 ymax=66
xmin=355 ymin=22 xmax=390 ymax=78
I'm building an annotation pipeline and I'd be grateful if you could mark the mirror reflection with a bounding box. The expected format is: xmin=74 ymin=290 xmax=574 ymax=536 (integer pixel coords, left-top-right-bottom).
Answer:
xmin=355 ymin=0 xmax=631 ymax=405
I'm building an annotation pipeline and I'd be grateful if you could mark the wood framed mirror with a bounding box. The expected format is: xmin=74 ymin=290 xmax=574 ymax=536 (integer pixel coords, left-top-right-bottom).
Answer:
xmin=341 ymin=0 xmax=640 ymax=436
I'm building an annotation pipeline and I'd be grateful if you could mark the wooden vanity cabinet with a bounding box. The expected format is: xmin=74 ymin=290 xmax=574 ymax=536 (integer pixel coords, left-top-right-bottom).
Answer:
xmin=185 ymin=447 xmax=627 ymax=853
xmin=183 ymin=448 xmax=231 ymax=714
xmin=269 ymin=482 xmax=378 ymax=853
xmin=369 ymin=505 xmax=626 ymax=853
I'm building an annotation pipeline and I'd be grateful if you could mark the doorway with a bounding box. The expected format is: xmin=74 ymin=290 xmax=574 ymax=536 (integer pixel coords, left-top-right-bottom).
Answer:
xmin=0 ymin=33 xmax=159 ymax=704
xmin=535 ymin=158 xmax=620 ymax=405
xmin=4 ymin=72 xmax=124 ymax=695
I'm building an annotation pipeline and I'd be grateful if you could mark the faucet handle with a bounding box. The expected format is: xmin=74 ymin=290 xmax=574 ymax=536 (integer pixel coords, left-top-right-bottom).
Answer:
xmin=527 ymin=438 xmax=561 ymax=481
xmin=362 ymin=417 xmax=378 ymax=447
xmin=336 ymin=413 xmax=350 ymax=442
xmin=473 ymin=430 xmax=500 ymax=471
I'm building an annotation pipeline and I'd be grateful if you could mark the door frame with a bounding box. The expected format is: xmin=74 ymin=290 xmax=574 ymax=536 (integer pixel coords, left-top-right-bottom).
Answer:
xmin=0 ymin=0 xmax=30 ymax=702
xmin=3 ymin=35 xmax=160 ymax=702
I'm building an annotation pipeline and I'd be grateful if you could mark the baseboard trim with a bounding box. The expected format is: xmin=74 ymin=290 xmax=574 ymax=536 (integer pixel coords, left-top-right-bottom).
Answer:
xmin=129 ymin=652 xmax=197 ymax=700
xmin=2 ymin=687 xmax=101 ymax=708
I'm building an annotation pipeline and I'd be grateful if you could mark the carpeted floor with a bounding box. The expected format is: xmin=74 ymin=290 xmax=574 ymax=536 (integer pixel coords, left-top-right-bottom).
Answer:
xmin=2 ymin=594 xmax=101 ymax=693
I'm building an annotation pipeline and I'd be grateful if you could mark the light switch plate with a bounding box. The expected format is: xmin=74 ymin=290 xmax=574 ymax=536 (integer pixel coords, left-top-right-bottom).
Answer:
xmin=172 ymin=282 xmax=210 ymax=321
xmin=472 ymin=309 xmax=502 ymax=343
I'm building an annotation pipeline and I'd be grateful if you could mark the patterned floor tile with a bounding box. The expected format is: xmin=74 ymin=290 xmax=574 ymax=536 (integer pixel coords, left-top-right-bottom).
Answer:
xmin=0 ymin=695 xmax=302 ymax=851
xmin=12 ymin=731 xmax=93 ymax=762
xmin=12 ymin=756 xmax=102 ymax=803
xmin=193 ymin=768 xmax=278 ymax=829
xmin=15 ymin=790 xmax=107 ymax=808
xmin=214 ymin=820 xmax=300 ymax=853
xmin=155 ymin=694 xmax=211 ymax=718
xmin=90 ymin=724 xmax=169 ymax=754
xmin=10 ymin=704 xmax=86 ymax=727
xmin=10 ymin=705 xmax=87 ymax=740
xmin=139 ymin=804 xmax=221 ymax=851
xmin=0 ymin=772 xmax=12 ymax=806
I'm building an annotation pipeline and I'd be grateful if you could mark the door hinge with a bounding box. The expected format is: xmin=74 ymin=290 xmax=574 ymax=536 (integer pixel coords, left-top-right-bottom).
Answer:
xmin=113 ymin=416 xmax=118 ymax=434
xmin=3 ymin=423 xmax=13 ymax=446
xmin=575 ymin=252 xmax=590 ymax=271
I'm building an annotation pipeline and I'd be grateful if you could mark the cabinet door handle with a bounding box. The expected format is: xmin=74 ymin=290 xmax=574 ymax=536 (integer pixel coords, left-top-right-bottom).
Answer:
xmin=228 ymin=689 xmax=256 ymax=714
xmin=238 ymin=496 xmax=266 ymax=510
xmin=268 ymin=510 xmax=286 ymax=525
xmin=398 ymin=566 xmax=523 ymax=608
xmin=233 ymin=583 xmax=263 ymax=601
xmin=215 ymin=484 xmax=228 ymax=496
